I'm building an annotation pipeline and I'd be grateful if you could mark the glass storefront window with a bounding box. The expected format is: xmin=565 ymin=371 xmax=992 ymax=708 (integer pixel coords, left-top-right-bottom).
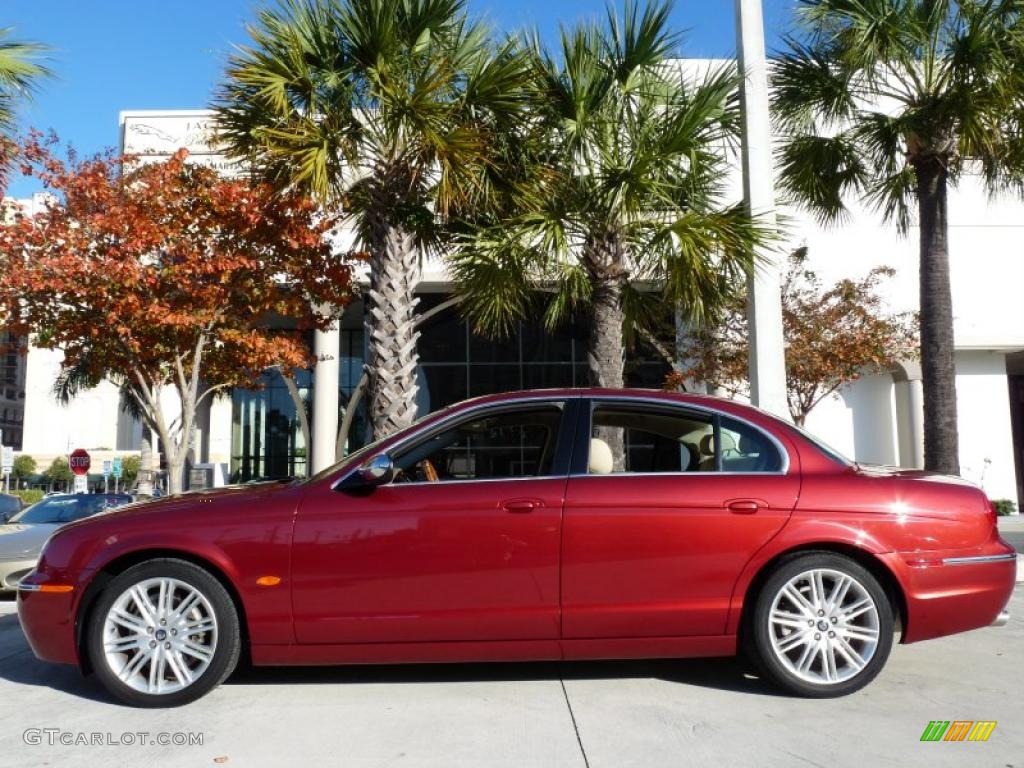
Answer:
xmin=230 ymin=328 xmax=367 ymax=483
xmin=230 ymin=369 xmax=311 ymax=483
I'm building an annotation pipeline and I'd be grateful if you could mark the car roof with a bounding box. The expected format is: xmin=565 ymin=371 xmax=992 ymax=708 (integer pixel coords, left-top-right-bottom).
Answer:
xmin=447 ymin=387 xmax=781 ymax=421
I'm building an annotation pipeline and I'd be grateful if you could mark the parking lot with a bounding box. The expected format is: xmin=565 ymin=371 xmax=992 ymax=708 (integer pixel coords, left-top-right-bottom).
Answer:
xmin=0 ymin=583 xmax=1020 ymax=768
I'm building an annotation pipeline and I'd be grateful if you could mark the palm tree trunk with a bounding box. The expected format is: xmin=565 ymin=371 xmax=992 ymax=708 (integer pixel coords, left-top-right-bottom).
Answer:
xmin=586 ymin=236 xmax=627 ymax=471
xmin=336 ymin=295 xmax=461 ymax=458
xmin=366 ymin=217 xmax=421 ymax=439
xmin=915 ymin=158 xmax=960 ymax=475
xmin=588 ymin=274 xmax=626 ymax=389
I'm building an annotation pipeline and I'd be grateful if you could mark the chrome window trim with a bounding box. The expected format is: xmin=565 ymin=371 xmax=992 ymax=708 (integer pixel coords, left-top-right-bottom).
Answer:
xmin=350 ymin=475 xmax=569 ymax=489
xmin=583 ymin=394 xmax=792 ymax=476
xmin=330 ymin=395 xmax=574 ymax=490
xmin=568 ymin=470 xmax=789 ymax=478
xmin=942 ymin=553 xmax=1017 ymax=566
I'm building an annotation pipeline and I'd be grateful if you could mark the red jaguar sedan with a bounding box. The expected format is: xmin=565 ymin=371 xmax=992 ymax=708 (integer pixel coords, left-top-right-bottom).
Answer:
xmin=17 ymin=389 xmax=1016 ymax=707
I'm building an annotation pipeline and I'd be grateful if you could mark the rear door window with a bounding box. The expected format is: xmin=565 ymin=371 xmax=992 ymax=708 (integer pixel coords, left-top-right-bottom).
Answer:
xmin=585 ymin=403 xmax=783 ymax=474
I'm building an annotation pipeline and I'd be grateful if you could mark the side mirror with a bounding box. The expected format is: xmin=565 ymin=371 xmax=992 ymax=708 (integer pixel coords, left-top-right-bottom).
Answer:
xmin=358 ymin=453 xmax=394 ymax=486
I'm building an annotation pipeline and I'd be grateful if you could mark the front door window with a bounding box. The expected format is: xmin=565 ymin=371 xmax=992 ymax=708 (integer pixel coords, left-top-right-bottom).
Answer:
xmin=391 ymin=406 xmax=564 ymax=483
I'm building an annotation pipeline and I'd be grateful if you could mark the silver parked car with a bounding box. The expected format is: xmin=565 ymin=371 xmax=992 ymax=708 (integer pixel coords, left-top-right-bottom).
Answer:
xmin=0 ymin=494 xmax=133 ymax=592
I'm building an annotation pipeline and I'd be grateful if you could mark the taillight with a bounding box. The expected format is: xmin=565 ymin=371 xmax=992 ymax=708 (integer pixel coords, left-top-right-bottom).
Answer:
xmin=987 ymin=498 xmax=998 ymax=527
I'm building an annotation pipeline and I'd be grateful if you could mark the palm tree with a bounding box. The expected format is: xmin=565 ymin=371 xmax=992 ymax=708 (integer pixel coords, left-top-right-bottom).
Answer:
xmin=54 ymin=358 xmax=160 ymax=491
xmin=213 ymin=0 xmax=531 ymax=438
xmin=450 ymin=0 xmax=765 ymax=400
xmin=771 ymin=0 xmax=1024 ymax=474
xmin=0 ymin=28 xmax=50 ymax=183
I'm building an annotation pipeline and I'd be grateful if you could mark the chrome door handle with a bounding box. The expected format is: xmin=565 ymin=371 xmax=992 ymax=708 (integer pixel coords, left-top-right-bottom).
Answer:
xmin=502 ymin=499 xmax=540 ymax=513
xmin=727 ymin=500 xmax=761 ymax=514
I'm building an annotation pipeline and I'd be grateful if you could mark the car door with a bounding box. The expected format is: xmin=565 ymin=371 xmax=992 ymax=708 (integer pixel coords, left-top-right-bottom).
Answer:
xmin=561 ymin=398 xmax=800 ymax=639
xmin=291 ymin=399 xmax=578 ymax=645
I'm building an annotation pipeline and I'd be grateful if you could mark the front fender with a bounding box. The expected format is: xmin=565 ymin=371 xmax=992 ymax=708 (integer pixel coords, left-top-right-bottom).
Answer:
xmin=71 ymin=524 xmax=294 ymax=647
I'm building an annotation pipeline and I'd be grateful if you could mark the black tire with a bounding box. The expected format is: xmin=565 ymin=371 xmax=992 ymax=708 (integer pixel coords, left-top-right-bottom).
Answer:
xmin=86 ymin=558 xmax=241 ymax=707
xmin=749 ymin=552 xmax=894 ymax=698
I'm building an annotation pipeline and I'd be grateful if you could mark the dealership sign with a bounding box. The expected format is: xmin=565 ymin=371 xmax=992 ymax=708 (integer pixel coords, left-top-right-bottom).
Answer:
xmin=121 ymin=112 xmax=244 ymax=178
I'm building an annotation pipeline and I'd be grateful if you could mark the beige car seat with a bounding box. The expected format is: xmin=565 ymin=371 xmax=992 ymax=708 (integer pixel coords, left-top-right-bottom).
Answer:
xmin=699 ymin=431 xmax=736 ymax=471
xmin=589 ymin=437 xmax=615 ymax=474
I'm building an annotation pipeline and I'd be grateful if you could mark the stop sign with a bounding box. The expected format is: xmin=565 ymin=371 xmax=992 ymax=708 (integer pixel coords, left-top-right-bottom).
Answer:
xmin=69 ymin=449 xmax=91 ymax=476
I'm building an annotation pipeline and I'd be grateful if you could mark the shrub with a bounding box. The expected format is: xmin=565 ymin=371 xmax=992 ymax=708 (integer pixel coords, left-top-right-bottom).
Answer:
xmin=991 ymin=499 xmax=1017 ymax=516
xmin=12 ymin=489 xmax=43 ymax=507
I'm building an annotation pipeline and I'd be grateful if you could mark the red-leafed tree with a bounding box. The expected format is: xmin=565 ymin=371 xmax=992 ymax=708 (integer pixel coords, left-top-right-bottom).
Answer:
xmin=0 ymin=135 xmax=356 ymax=492
xmin=666 ymin=247 xmax=917 ymax=425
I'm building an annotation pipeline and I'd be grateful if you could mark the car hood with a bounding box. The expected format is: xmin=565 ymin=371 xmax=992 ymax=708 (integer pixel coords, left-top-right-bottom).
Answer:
xmin=0 ymin=522 xmax=59 ymax=559
xmin=62 ymin=481 xmax=300 ymax=531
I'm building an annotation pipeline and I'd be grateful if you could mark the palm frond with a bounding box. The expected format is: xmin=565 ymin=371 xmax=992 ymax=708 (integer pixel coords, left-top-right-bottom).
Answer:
xmin=651 ymin=204 xmax=769 ymax=325
xmin=542 ymin=262 xmax=592 ymax=330
xmin=448 ymin=238 xmax=534 ymax=338
xmin=776 ymin=132 xmax=867 ymax=225
xmin=776 ymin=0 xmax=1024 ymax=221
xmin=770 ymin=39 xmax=858 ymax=133
xmin=0 ymin=29 xmax=51 ymax=134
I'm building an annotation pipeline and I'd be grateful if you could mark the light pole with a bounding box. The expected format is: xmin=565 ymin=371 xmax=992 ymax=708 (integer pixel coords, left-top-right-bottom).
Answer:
xmin=735 ymin=0 xmax=789 ymax=419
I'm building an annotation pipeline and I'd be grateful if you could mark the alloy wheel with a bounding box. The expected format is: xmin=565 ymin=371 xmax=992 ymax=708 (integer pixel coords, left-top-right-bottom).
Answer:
xmin=766 ymin=567 xmax=880 ymax=685
xmin=101 ymin=577 xmax=218 ymax=695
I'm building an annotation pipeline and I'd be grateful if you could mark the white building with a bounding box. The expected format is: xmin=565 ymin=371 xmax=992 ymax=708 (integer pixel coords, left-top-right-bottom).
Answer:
xmin=0 ymin=194 xmax=53 ymax=451
xmin=5 ymin=103 xmax=1023 ymax=507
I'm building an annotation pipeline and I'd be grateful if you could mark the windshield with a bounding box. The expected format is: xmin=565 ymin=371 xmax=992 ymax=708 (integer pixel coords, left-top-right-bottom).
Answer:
xmin=302 ymin=407 xmax=454 ymax=485
xmin=302 ymin=433 xmax=394 ymax=484
xmin=10 ymin=495 xmax=131 ymax=525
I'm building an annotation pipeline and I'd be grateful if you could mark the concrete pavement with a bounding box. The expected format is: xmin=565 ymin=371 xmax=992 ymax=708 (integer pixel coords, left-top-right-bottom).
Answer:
xmin=0 ymin=589 xmax=1022 ymax=768
xmin=998 ymin=515 xmax=1024 ymax=556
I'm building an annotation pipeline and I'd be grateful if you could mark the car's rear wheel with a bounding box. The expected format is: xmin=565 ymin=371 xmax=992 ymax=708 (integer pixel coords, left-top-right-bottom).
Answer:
xmin=750 ymin=552 xmax=894 ymax=697
xmin=87 ymin=558 xmax=240 ymax=707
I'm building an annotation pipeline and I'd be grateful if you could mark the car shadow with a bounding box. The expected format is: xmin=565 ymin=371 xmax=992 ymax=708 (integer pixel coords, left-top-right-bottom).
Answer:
xmin=0 ymin=607 xmax=784 ymax=702
xmin=0 ymin=612 xmax=113 ymax=704
xmin=225 ymin=654 xmax=784 ymax=697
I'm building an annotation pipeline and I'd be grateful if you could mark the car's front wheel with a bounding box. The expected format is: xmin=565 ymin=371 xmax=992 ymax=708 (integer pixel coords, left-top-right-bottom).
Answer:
xmin=87 ymin=558 xmax=241 ymax=707
xmin=750 ymin=552 xmax=894 ymax=697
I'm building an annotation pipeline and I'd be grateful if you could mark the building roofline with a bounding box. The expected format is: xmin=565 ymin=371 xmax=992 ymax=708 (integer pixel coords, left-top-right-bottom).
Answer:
xmin=118 ymin=109 xmax=215 ymax=126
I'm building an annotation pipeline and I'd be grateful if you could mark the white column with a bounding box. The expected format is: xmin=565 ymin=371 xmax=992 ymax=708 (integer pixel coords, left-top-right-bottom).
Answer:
xmin=894 ymin=362 xmax=925 ymax=470
xmin=735 ymin=0 xmax=789 ymax=418
xmin=206 ymin=394 xmax=233 ymax=467
xmin=906 ymin=378 xmax=925 ymax=469
xmin=312 ymin=324 xmax=340 ymax=473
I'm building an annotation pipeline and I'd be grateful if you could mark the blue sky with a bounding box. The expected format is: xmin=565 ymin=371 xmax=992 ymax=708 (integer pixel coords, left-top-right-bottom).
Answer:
xmin=4 ymin=0 xmax=793 ymax=197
